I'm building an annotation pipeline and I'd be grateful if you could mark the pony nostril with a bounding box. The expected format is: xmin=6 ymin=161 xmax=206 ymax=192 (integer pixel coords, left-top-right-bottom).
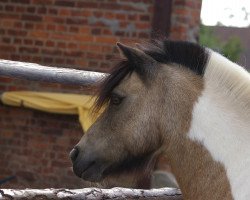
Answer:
xmin=70 ymin=147 xmax=79 ymax=163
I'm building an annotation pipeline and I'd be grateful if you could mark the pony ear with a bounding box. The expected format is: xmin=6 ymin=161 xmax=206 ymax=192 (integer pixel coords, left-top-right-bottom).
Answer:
xmin=116 ymin=42 xmax=157 ymax=80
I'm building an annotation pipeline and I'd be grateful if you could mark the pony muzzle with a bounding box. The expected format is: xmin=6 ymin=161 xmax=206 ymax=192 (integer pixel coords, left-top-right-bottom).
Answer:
xmin=70 ymin=147 xmax=108 ymax=182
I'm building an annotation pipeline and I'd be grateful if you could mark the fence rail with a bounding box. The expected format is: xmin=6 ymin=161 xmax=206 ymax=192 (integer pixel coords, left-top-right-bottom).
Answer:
xmin=0 ymin=188 xmax=182 ymax=200
xmin=0 ymin=59 xmax=108 ymax=85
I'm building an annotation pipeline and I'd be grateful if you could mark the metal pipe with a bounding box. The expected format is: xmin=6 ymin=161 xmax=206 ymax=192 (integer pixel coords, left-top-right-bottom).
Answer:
xmin=0 ymin=59 xmax=108 ymax=85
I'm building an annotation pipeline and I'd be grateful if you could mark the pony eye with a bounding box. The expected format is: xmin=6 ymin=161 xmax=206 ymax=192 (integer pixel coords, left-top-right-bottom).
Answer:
xmin=110 ymin=94 xmax=123 ymax=105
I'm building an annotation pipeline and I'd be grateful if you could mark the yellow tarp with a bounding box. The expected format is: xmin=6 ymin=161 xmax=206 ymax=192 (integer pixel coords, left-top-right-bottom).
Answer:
xmin=1 ymin=91 xmax=99 ymax=132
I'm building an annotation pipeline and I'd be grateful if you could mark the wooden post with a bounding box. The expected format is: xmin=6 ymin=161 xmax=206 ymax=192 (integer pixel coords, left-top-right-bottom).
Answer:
xmin=151 ymin=0 xmax=172 ymax=38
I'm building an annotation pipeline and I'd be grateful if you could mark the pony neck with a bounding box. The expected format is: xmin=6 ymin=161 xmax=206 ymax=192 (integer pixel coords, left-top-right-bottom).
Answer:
xmin=177 ymin=51 xmax=250 ymax=200
xmin=166 ymin=137 xmax=233 ymax=200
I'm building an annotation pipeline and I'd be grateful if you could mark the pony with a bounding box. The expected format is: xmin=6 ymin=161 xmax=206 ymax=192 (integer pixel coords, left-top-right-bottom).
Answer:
xmin=70 ymin=40 xmax=250 ymax=200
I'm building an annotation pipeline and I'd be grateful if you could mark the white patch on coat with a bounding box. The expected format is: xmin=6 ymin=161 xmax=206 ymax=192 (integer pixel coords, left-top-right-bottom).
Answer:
xmin=188 ymin=51 xmax=250 ymax=200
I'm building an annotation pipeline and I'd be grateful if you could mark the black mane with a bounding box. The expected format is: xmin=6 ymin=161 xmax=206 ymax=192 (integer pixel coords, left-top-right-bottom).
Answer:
xmin=145 ymin=40 xmax=209 ymax=75
xmin=94 ymin=40 xmax=209 ymax=111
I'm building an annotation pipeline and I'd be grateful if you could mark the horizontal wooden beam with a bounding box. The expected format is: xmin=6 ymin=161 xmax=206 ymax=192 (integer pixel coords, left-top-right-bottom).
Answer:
xmin=0 ymin=59 xmax=108 ymax=85
xmin=0 ymin=187 xmax=182 ymax=199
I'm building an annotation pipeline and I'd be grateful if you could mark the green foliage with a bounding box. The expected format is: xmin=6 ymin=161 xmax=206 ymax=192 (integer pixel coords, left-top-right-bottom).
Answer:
xmin=199 ymin=25 xmax=243 ymax=62
xmin=222 ymin=37 xmax=243 ymax=62
xmin=199 ymin=25 xmax=222 ymax=51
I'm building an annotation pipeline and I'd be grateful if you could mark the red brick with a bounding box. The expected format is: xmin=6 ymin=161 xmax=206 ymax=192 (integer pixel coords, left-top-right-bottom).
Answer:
xmin=45 ymin=40 xmax=55 ymax=47
xmin=30 ymin=31 xmax=49 ymax=38
xmin=19 ymin=46 xmax=39 ymax=54
xmin=43 ymin=47 xmax=60 ymax=56
xmin=140 ymin=14 xmax=150 ymax=21
xmin=47 ymin=24 xmax=56 ymax=31
xmin=56 ymin=25 xmax=67 ymax=32
xmin=102 ymin=29 xmax=112 ymax=35
xmin=13 ymin=21 xmax=23 ymax=28
xmin=43 ymin=57 xmax=53 ymax=63
xmin=24 ymin=22 xmax=34 ymax=29
xmin=44 ymin=16 xmax=65 ymax=24
xmin=66 ymin=18 xmax=87 ymax=25
xmin=95 ymin=36 xmax=117 ymax=44
xmin=116 ymin=13 xmax=126 ymax=20
xmin=27 ymin=6 xmax=36 ymax=13
xmin=24 ymin=39 xmax=33 ymax=45
xmin=21 ymin=14 xmax=42 ymax=22
xmin=86 ymin=52 xmax=103 ymax=60
xmin=51 ymin=33 xmax=72 ymax=40
xmin=48 ymin=8 xmax=57 ymax=15
xmin=93 ymin=11 xmax=103 ymax=18
xmin=128 ymin=14 xmax=138 ymax=20
xmin=115 ymin=31 xmax=125 ymax=37
xmin=31 ymin=56 xmax=42 ymax=63
xmin=66 ymin=58 xmax=75 ymax=65
xmin=2 ymin=37 xmax=11 ymax=44
xmin=2 ymin=20 xmax=14 ymax=28
xmin=0 ymin=85 xmax=7 ymax=91
xmin=58 ymin=8 xmax=70 ymax=16
xmin=37 ymin=7 xmax=47 ymax=14
xmin=74 ymin=35 xmax=94 ymax=42
xmin=138 ymin=32 xmax=149 ymax=38
xmin=15 ymin=6 xmax=25 ymax=13
xmin=0 ymin=13 xmax=19 ymax=19
xmin=5 ymin=5 xmax=14 ymax=11
xmin=0 ymin=45 xmax=16 ymax=52
xmin=99 ymin=3 xmax=121 ymax=10
xmin=55 ymin=0 xmax=75 ymax=7
xmin=13 ymin=38 xmax=22 ymax=44
xmin=79 ymin=27 xmax=90 ymax=34
xmin=77 ymin=1 xmax=99 ymax=8
xmin=51 ymin=161 xmax=71 ymax=168
xmin=54 ymin=58 xmax=65 ymax=64
xmin=104 ymin=12 xmax=115 ymax=19
xmin=0 ymin=77 xmax=13 ymax=83
xmin=88 ymin=45 xmax=102 ymax=52
xmin=136 ymin=22 xmax=150 ymax=30
xmin=64 ymin=51 xmax=82 ymax=57
xmin=32 ymin=0 xmax=53 ymax=5
xmin=89 ymin=61 xmax=98 ymax=68
xmin=0 ymin=29 xmax=5 ymax=34
xmin=69 ymin=26 xmax=79 ymax=33
xmin=91 ymin=28 xmax=101 ymax=35
xmin=35 ymin=23 xmax=45 ymax=30
xmin=34 ymin=40 xmax=43 ymax=46
xmin=11 ymin=0 xmax=30 ymax=4
xmin=67 ymin=43 xmax=77 ymax=49
xmin=56 ymin=42 xmax=66 ymax=48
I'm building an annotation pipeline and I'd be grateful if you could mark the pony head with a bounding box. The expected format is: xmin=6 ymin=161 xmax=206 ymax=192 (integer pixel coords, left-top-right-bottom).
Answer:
xmin=70 ymin=40 xmax=208 ymax=186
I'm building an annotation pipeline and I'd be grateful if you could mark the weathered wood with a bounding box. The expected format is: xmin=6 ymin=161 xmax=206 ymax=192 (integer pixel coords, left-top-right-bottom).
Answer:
xmin=0 ymin=187 xmax=182 ymax=200
xmin=0 ymin=59 xmax=108 ymax=85
xmin=151 ymin=0 xmax=172 ymax=38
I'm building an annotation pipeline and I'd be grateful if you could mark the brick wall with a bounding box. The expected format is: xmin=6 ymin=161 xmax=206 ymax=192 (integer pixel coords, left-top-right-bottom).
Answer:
xmin=170 ymin=0 xmax=202 ymax=42
xmin=0 ymin=0 xmax=154 ymax=71
xmin=0 ymin=104 xmax=91 ymax=188
xmin=0 ymin=0 xmax=202 ymax=188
